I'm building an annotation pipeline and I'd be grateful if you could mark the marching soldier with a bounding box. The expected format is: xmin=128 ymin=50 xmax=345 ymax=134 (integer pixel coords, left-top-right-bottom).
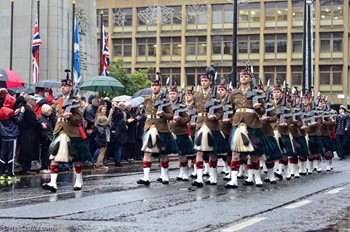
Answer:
xmin=225 ymin=67 xmax=269 ymax=188
xmin=168 ymin=86 xmax=194 ymax=181
xmin=137 ymin=76 xmax=179 ymax=186
xmin=42 ymin=72 xmax=91 ymax=193
xmin=272 ymin=85 xmax=294 ymax=180
xmin=192 ymin=70 xmax=228 ymax=187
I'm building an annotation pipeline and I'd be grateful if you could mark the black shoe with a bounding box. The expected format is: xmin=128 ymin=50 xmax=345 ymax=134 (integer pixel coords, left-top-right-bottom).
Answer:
xmin=190 ymin=174 xmax=197 ymax=178
xmin=205 ymin=179 xmax=211 ymax=185
xmin=73 ymin=186 xmax=81 ymax=191
xmin=182 ymin=178 xmax=189 ymax=182
xmin=274 ymin=172 xmax=283 ymax=180
xmin=223 ymin=176 xmax=231 ymax=181
xmin=162 ymin=180 xmax=169 ymax=185
xmin=225 ymin=183 xmax=238 ymax=189
xmin=42 ymin=183 xmax=57 ymax=193
xmin=286 ymin=177 xmax=291 ymax=181
xmin=270 ymin=180 xmax=277 ymax=184
xmin=237 ymin=175 xmax=244 ymax=179
xmin=156 ymin=177 xmax=163 ymax=182
xmin=115 ymin=162 xmax=123 ymax=167
xmin=243 ymin=180 xmax=254 ymax=186
xmin=256 ymin=183 xmax=262 ymax=187
xmin=264 ymin=178 xmax=270 ymax=183
xmin=220 ymin=171 xmax=226 ymax=174
xmin=137 ymin=179 xmax=150 ymax=186
xmin=176 ymin=177 xmax=183 ymax=181
xmin=202 ymin=173 xmax=210 ymax=177
xmin=191 ymin=181 xmax=203 ymax=187
xmin=300 ymin=172 xmax=306 ymax=176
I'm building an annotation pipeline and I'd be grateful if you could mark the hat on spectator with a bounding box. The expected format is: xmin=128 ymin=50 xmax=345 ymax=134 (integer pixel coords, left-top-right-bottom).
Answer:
xmin=104 ymin=96 xmax=110 ymax=102
xmin=42 ymin=104 xmax=52 ymax=115
xmin=125 ymin=101 xmax=132 ymax=108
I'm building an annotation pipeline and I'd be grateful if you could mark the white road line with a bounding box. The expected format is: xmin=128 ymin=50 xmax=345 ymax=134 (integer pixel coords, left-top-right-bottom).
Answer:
xmin=326 ymin=187 xmax=345 ymax=195
xmin=284 ymin=199 xmax=311 ymax=209
xmin=222 ymin=217 xmax=267 ymax=232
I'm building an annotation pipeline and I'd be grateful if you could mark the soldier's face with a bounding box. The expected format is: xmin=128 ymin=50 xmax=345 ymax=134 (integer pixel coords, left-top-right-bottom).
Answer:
xmin=61 ymin=84 xmax=72 ymax=96
xmin=217 ymin=88 xmax=227 ymax=98
xmin=151 ymin=84 xmax=161 ymax=94
xmin=169 ymin=91 xmax=178 ymax=101
xmin=240 ymin=74 xmax=251 ymax=84
xmin=273 ymin=90 xmax=282 ymax=100
xmin=201 ymin=78 xmax=211 ymax=89
xmin=303 ymin=97 xmax=310 ymax=105
xmin=185 ymin=93 xmax=193 ymax=102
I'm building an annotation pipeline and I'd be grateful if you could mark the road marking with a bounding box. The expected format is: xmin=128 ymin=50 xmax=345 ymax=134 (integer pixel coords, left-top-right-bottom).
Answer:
xmin=222 ymin=217 xmax=267 ymax=232
xmin=284 ymin=199 xmax=311 ymax=209
xmin=326 ymin=187 xmax=345 ymax=195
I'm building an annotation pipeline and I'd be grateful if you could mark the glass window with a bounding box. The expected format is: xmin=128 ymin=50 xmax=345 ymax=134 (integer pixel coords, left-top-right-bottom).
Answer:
xmin=238 ymin=42 xmax=248 ymax=53
xmin=292 ymin=34 xmax=303 ymax=53
xmin=291 ymin=66 xmax=302 ymax=85
xmin=112 ymin=8 xmax=132 ymax=27
xmin=320 ymin=0 xmax=343 ymax=23
xmin=212 ymin=5 xmax=223 ymax=24
xmin=276 ymin=2 xmax=288 ymax=21
xmin=137 ymin=7 xmax=147 ymax=25
xmin=265 ymin=3 xmax=276 ymax=22
xmin=292 ymin=0 xmax=304 ymax=22
xmin=112 ymin=39 xmax=131 ymax=57
xmin=137 ymin=38 xmax=156 ymax=56
xmin=186 ymin=37 xmax=207 ymax=56
xmin=172 ymin=6 xmax=182 ymax=25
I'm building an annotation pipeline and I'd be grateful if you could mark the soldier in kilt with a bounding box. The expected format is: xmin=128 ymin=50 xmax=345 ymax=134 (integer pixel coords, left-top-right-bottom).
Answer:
xmin=168 ymin=86 xmax=194 ymax=182
xmin=42 ymin=74 xmax=92 ymax=193
xmin=185 ymin=88 xmax=198 ymax=178
xmin=192 ymin=72 xmax=228 ymax=187
xmin=137 ymin=78 xmax=179 ymax=186
xmin=218 ymin=82 xmax=233 ymax=181
xmin=319 ymin=99 xmax=336 ymax=171
xmin=302 ymin=96 xmax=324 ymax=173
xmin=225 ymin=68 xmax=270 ymax=188
xmin=272 ymin=85 xmax=294 ymax=181
xmin=260 ymin=102 xmax=283 ymax=184
xmin=298 ymin=95 xmax=311 ymax=175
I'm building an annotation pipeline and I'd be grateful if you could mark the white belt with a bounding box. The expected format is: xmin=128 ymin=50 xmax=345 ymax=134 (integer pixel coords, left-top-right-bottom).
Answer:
xmin=147 ymin=115 xmax=160 ymax=119
xmin=236 ymin=108 xmax=256 ymax=114
xmin=57 ymin=118 xmax=68 ymax=123
xmin=198 ymin=112 xmax=208 ymax=117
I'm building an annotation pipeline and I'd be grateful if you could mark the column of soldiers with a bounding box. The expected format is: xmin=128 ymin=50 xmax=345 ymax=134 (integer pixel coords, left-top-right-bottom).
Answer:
xmin=137 ymin=64 xmax=347 ymax=188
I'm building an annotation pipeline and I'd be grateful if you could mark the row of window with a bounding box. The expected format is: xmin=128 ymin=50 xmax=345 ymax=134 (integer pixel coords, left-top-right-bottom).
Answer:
xmin=111 ymin=33 xmax=343 ymax=57
xmin=97 ymin=0 xmax=344 ymax=28
xmin=151 ymin=66 xmax=342 ymax=87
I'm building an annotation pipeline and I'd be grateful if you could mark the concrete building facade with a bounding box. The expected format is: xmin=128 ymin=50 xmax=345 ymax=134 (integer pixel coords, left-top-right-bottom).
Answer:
xmin=0 ymin=0 xmax=98 ymax=84
xmin=97 ymin=0 xmax=350 ymax=104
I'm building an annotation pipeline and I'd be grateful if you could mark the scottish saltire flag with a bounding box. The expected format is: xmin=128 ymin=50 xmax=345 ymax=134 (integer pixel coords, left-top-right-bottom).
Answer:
xmin=101 ymin=25 xmax=110 ymax=76
xmin=73 ymin=17 xmax=81 ymax=87
xmin=32 ymin=15 xmax=41 ymax=83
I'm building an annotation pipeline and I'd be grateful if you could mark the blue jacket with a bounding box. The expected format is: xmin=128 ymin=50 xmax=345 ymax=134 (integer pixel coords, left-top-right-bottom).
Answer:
xmin=335 ymin=113 xmax=350 ymax=135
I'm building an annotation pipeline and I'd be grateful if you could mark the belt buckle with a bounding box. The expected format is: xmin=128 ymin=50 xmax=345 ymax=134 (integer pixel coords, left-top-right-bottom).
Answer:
xmin=242 ymin=108 xmax=246 ymax=113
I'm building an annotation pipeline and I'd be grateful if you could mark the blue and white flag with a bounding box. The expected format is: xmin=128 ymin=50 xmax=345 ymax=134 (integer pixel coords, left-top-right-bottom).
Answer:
xmin=73 ymin=17 xmax=81 ymax=87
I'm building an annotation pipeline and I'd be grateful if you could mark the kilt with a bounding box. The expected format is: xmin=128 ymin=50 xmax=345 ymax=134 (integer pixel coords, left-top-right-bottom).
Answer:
xmin=265 ymin=136 xmax=283 ymax=161
xmin=280 ymin=135 xmax=294 ymax=156
xmin=70 ymin=137 xmax=92 ymax=162
xmin=322 ymin=136 xmax=336 ymax=152
xmin=229 ymin=126 xmax=271 ymax=156
xmin=177 ymin=134 xmax=195 ymax=155
xmin=293 ymin=136 xmax=309 ymax=157
xmin=158 ymin=132 xmax=179 ymax=155
xmin=203 ymin=131 xmax=228 ymax=156
xmin=308 ymin=136 xmax=324 ymax=154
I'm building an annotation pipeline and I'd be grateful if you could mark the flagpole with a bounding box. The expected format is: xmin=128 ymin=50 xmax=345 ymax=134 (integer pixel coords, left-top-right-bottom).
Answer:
xmin=71 ymin=0 xmax=76 ymax=75
xmin=37 ymin=0 xmax=40 ymax=80
xmin=10 ymin=0 xmax=15 ymax=70
xmin=100 ymin=10 xmax=103 ymax=75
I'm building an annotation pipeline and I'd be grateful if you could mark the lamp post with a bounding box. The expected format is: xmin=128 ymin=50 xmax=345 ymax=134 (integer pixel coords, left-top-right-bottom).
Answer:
xmin=99 ymin=10 xmax=103 ymax=75
xmin=71 ymin=0 xmax=76 ymax=74
xmin=302 ymin=0 xmax=313 ymax=95
xmin=227 ymin=0 xmax=238 ymax=88
xmin=10 ymin=0 xmax=15 ymax=70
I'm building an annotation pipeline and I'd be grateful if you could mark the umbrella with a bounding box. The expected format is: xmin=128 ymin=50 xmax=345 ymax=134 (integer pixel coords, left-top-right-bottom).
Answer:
xmin=132 ymin=88 xmax=151 ymax=98
xmin=31 ymin=80 xmax=61 ymax=89
xmin=0 ymin=68 xmax=25 ymax=88
xmin=130 ymin=96 xmax=144 ymax=107
xmin=79 ymin=76 xmax=124 ymax=92
xmin=8 ymin=84 xmax=34 ymax=94
xmin=112 ymin=95 xmax=132 ymax=102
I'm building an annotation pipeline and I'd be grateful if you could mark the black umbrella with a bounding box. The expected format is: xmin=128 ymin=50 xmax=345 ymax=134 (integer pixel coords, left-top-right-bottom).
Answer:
xmin=8 ymin=84 xmax=34 ymax=94
xmin=32 ymin=80 xmax=61 ymax=89
xmin=132 ymin=88 xmax=152 ymax=98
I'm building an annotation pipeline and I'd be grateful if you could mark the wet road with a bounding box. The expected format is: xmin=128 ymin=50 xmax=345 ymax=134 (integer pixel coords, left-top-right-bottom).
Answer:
xmin=0 ymin=159 xmax=349 ymax=232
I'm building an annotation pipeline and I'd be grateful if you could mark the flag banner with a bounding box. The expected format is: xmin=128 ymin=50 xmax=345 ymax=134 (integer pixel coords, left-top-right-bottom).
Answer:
xmin=101 ymin=25 xmax=110 ymax=76
xmin=32 ymin=15 xmax=41 ymax=84
xmin=73 ymin=17 xmax=81 ymax=87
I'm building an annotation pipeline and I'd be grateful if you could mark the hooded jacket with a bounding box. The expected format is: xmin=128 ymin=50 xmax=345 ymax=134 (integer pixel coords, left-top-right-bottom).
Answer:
xmin=0 ymin=94 xmax=24 ymax=141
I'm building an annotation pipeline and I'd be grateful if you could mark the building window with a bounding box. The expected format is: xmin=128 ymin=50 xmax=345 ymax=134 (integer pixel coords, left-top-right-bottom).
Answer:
xmin=292 ymin=0 xmax=304 ymax=22
xmin=320 ymin=32 xmax=343 ymax=52
xmin=265 ymin=2 xmax=288 ymax=22
xmin=170 ymin=6 xmax=182 ymax=25
xmin=112 ymin=8 xmax=132 ymax=27
xmin=161 ymin=37 xmax=181 ymax=56
xmin=320 ymin=65 xmax=342 ymax=85
xmin=291 ymin=66 xmax=302 ymax=85
xmin=186 ymin=68 xmax=205 ymax=86
xmin=186 ymin=37 xmax=207 ymax=56
xmin=137 ymin=38 xmax=156 ymax=56
xmin=239 ymin=2 xmax=260 ymax=23
xmin=212 ymin=4 xmax=233 ymax=24
xmin=238 ymin=35 xmax=260 ymax=54
xmin=160 ymin=68 xmax=181 ymax=86
xmin=292 ymin=34 xmax=303 ymax=53
xmin=320 ymin=0 xmax=343 ymax=24
xmin=264 ymin=66 xmax=286 ymax=86
xmin=264 ymin=34 xmax=287 ymax=54
xmin=212 ymin=36 xmax=232 ymax=55
xmin=97 ymin=9 xmax=109 ymax=27
xmin=186 ymin=6 xmax=207 ymax=25
xmin=113 ymin=39 xmax=132 ymax=57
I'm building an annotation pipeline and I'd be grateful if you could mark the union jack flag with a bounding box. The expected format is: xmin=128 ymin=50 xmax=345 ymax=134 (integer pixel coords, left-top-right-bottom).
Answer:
xmin=101 ymin=25 xmax=110 ymax=76
xmin=32 ymin=15 xmax=41 ymax=83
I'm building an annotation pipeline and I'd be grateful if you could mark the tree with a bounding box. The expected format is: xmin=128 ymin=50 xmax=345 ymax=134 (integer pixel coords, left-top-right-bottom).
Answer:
xmin=108 ymin=59 xmax=151 ymax=97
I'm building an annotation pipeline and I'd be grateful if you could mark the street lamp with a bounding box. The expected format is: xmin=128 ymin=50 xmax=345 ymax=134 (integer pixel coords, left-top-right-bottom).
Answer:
xmin=228 ymin=0 xmax=238 ymax=88
xmin=10 ymin=0 xmax=15 ymax=70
